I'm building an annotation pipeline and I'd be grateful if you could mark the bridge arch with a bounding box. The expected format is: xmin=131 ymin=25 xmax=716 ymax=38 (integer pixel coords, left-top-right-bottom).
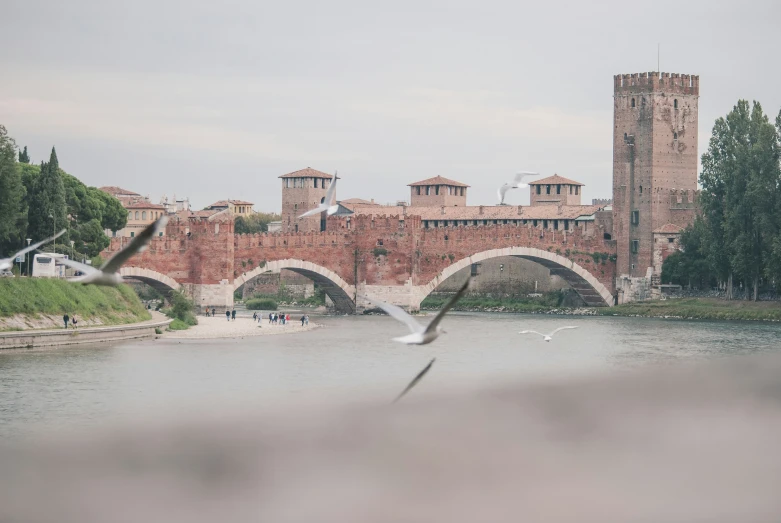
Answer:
xmin=119 ymin=267 xmax=181 ymax=296
xmin=234 ymin=259 xmax=356 ymax=314
xmin=420 ymin=247 xmax=614 ymax=307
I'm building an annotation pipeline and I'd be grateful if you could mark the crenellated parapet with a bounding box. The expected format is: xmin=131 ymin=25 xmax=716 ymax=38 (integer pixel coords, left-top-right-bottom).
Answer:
xmin=614 ymin=72 xmax=699 ymax=96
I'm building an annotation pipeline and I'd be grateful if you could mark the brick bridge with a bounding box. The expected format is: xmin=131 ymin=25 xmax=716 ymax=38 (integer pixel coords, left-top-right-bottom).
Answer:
xmin=106 ymin=213 xmax=617 ymax=313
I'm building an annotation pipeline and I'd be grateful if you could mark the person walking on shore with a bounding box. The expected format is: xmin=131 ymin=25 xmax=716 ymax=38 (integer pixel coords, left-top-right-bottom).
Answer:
xmin=212 ymin=308 xmax=216 ymax=318
xmin=231 ymin=309 xmax=236 ymax=321
xmin=301 ymin=315 xmax=305 ymax=326
xmin=63 ymin=313 xmax=69 ymax=329
xmin=71 ymin=316 xmax=78 ymax=329
xmin=225 ymin=310 xmax=230 ymax=322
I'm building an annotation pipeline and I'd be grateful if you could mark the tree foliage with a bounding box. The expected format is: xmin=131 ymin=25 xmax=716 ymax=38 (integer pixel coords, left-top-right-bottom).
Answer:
xmin=0 ymin=126 xmax=129 ymax=262
xmin=0 ymin=126 xmax=28 ymax=255
xmin=234 ymin=212 xmax=281 ymax=234
xmin=681 ymin=101 xmax=781 ymax=299
xmin=17 ymin=145 xmax=29 ymax=164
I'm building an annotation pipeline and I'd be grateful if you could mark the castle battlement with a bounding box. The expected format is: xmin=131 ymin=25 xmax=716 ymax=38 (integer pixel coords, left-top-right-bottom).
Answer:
xmin=614 ymin=72 xmax=699 ymax=96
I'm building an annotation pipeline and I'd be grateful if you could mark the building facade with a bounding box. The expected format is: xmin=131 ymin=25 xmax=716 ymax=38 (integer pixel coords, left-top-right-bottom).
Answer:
xmin=528 ymin=175 xmax=583 ymax=206
xmin=279 ymin=167 xmax=334 ymax=233
xmin=408 ymin=176 xmax=468 ymax=207
xmin=612 ymin=72 xmax=699 ymax=279
xmin=99 ymin=186 xmax=167 ymax=238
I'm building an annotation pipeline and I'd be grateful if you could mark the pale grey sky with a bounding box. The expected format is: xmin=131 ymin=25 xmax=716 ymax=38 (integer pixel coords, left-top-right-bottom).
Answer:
xmin=2 ymin=0 xmax=779 ymax=211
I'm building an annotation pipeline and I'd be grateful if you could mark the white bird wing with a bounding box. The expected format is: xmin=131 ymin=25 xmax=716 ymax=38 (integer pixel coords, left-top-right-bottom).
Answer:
xmin=513 ymin=171 xmax=539 ymax=187
xmin=298 ymin=205 xmax=326 ymax=219
xmin=497 ymin=184 xmax=510 ymax=204
xmin=365 ymin=296 xmax=424 ymax=334
xmin=56 ymin=257 xmax=100 ymax=276
xmin=101 ymin=216 xmax=168 ymax=274
xmin=9 ymin=230 xmax=66 ymax=261
xmin=519 ymin=330 xmax=546 ymax=338
xmin=549 ymin=326 xmax=578 ymax=337
xmin=424 ymin=276 xmax=471 ymax=335
xmin=324 ymin=173 xmax=338 ymax=206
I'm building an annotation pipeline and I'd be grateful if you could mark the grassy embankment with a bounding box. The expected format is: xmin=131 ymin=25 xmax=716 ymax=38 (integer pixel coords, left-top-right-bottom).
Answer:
xmin=598 ymin=298 xmax=781 ymax=322
xmin=0 ymin=278 xmax=151 ymax=330
xmin=420 ymin=292 xmax=566 ymax=313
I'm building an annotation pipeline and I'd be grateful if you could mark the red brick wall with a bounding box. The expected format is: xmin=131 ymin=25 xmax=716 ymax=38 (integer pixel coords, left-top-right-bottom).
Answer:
xmin=107 ymin=213 xmax=617 ymax=295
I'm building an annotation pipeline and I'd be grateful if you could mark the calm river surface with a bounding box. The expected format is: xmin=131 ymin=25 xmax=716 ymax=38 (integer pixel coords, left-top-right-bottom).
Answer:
xmin=1 ymin=313 xmax=780 ymax=438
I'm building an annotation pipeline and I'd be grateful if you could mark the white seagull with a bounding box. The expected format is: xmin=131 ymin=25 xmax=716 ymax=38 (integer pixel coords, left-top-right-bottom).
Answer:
xmin=55 ymin=216 xmax=168 ymax=286
xmin=366 ymin=277 xmax=471 ymax=345
xmin=392 ymin=358 xmax=435 ymax=404
xmin=0 ymin=230 xmax=66 ymax=272
xmin=298 ymin=172 xmax=339 ymax=219
xmin=498 ymin=171 xmax=539 ymax=205
xmin=519 ymin=326 xmax=578 ymax=342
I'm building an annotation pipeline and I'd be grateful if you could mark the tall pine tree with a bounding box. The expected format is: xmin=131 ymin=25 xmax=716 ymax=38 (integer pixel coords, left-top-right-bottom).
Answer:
xmin=17 ymin=145 xmax=29 ymax=163
xmin=27 ymin=147 xmax=67 ymax=249
xmin=0 ymin=126 xmax=27 ymax=255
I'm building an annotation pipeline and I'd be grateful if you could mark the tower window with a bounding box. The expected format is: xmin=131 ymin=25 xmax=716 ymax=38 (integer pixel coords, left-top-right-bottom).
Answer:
xmin=673 ymin=132 xmax=678 ymax=140
xmin=674 ymin=99 xmax=678 ymax=109
xmin=536 ymin=185 xmax=541 ymax=195
xmin=416 ymin=187 xmax=421 ymax=195
xmin=641 ymin=97 xmax=646 ymax=106
xmin=575 ymin=186 xmax=579 ymax=195
xmin=640 ymin=185 xmax=643 ymax=194
xmin=546 ymin=185 xmax=551 ymax=195
xmin=624 ymin=132 xmax=628 ymax=142
xmin=556 ymin=184 xmax=561 ymax=194
xmin=631 ymin=240 xmax=639 ymax=254
xmin=631 ymin=210 xmax=639 ymax=225
xmin=631 ymin=98 xmax=636 ymax=108
xmin=314 ymin=178 xmax=318 ymax=188
xmin=435 ymin=186 xmax=440 ymax=195
xmin=426 ymin=186 xmax=431 ymax=195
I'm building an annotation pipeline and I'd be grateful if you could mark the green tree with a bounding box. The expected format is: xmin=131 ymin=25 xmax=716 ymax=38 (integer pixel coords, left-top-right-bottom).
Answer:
xmin=234 ymin=212 xmax=281 ymax=234
xmin=26 ymin=147 xmax=67 ymax=248
xmin=0 ymin=126 xmax=28 ymax=255
xmin=17 ymin=145 xmax=29 ymax=164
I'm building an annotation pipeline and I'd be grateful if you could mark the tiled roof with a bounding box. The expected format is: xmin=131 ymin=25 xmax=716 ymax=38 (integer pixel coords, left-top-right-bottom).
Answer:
xmin=124 ymin=201 xmax=166 ymax=210
xmin=344 ymin=204 xmax=604 ymax=221
xmin=207 ymin=199 xmax=254 ymax=208
xmin=278 ymin=167 xmax=334 ymax=179
xmin=528 ymin=174 xmax=584 ymax=186
xmin=99 ymin=186 xmax=140 ymax=197
xmin=340 ymin=198 xmax=379 ymax=206
xmin=654 ymin=223 xmax=684 ymax=234
xmin=407 ymin=176 xmax=470 ymax=188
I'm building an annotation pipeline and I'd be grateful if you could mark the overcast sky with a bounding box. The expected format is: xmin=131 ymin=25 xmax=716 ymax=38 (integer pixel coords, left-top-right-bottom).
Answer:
xmin=2 ymin=0 xmax=779 ymax=211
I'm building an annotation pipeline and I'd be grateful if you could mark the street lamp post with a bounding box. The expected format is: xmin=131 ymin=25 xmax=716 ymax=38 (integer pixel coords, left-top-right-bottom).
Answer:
xmin=69 ymin=240 xmax=75 ymax=261
xmin=25 ymin=238 xmax=31 ymax=276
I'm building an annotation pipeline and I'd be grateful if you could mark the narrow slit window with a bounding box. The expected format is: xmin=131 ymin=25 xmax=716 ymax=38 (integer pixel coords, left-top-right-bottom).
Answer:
xmin=674 ymin=99 xmax=678 ymax=109
xmin=631 ymin=98 xmax=636 ymax=108
xmin=631 ymin=210 xmax=639 ymax=225
xmin=631 ymin=240 xmax=639 ymax=254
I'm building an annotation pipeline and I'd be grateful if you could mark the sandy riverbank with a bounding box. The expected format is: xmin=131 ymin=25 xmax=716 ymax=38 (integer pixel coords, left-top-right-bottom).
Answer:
xmin=164 ymin=315 xmax=319 ymax=339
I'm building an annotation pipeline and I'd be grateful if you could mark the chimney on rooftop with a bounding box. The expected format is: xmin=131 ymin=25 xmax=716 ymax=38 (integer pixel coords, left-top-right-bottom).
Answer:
xmin=517 ymin=205 xmax=523 ymax=215
xmin=479 ymin=205 xmax=484 ymax=215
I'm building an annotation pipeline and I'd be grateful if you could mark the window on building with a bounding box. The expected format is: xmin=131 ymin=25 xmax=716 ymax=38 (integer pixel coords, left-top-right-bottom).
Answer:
xmin=569 ymin=185 xmax=573 ymax=194
xmin=575 ymin=186 xmax=579 ymax=195
xmin=545 ymin=185 xmax=551 ymax=195
xmin=416 ymin=187 xmax=421 ymax=195
xmin=640 ymin=185 xmax=643 ymax=194
xmin=134 ymin=211 xmax=139 ymax=220
xmin=624 ymin=132 xmax=628 ymax=142
xmin=536 ymin=185 xmax=541 ymax=195
xmin=631 ymin=239 xmax=639 ymax=254
xmin=668 ymin=237 xmax=675 ymax=243
xmin=294 ymin=203 xmax=297 ymax=211
xmin=130 ymin=232 xmax=135 ymax=238
xmin=470 ymin=263 xmax=480 ymax=276
xmin=553 ymin=220 xmax=559 ymax=230
xmin=631 ymin=98 xmax=636 ymax=108
xmin=314 ymin=178 xmax=318 ymax=188
xmin=426 ymin=186 xmax=431 ymax=195
xmin=631 ymin=210 xmax=639 ymax=225
xmin=158 ymin=232 xmax=163 ymax=237
xmin=642 ymin=97 xmax=646 ymax=106
xmin=448 ymin=186 xmax=452 ymax=195
xmin=444 ymin=234 xmax=449 ymax=240
xmin=673 ymin=132 xmax=678 ymax=140
xmin=556 ymin=184 xmax=561 ymax=195
xmin=543 ymin=220 xmax=548 ymax=229
xmin=435 ymin=186 xmax=440 ymax=195
xmin=564 ymin=220 xmax=569 ymax=231
xmin=674 ymin=99 xmax=678 ymax=109
xmin=533 ymin=220 xmax=538 ymax=227
xmin=295 ymin=224 xmax=299 ymax=233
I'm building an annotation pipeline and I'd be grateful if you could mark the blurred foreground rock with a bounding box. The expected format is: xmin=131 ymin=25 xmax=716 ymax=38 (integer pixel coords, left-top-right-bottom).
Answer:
xmin=2 ymin=353 xmax=781 ymax=522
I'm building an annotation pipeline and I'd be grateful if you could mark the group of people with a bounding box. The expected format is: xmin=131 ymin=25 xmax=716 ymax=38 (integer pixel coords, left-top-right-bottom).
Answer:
xmin=62 ymin=313 xmax=78 ymax=329
xmin=203 ymin=307 xmax=311 ymax=328
xmin=267 ymin=312 xmax=291 ymax=325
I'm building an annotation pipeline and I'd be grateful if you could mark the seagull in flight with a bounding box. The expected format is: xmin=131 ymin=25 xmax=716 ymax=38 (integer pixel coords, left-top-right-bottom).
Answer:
xmin=55 ymin=216 xmax=168 ymax=286
xmin=0 ymin=230 xmax=66 ymax=272
xmin=498 ymin=171 xmax=539 ymax=205
xmin=392 ymin=358 xmax=435 ymax=403
xmin=366 ymin=277 xmax=471 ymax=345
xmin=519 ymin=326 xmax=578 ymax=342
xmin=298 ymin=172 xmax=339 ymax=219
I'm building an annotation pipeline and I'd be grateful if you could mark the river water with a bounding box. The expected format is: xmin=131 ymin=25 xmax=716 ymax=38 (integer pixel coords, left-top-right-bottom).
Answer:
xmin=1 ymin=313 xmax=780 ymax=438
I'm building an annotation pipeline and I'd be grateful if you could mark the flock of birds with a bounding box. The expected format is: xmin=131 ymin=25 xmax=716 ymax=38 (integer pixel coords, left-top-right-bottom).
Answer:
xmin=1 ymin=170 xmax=575 ymax=403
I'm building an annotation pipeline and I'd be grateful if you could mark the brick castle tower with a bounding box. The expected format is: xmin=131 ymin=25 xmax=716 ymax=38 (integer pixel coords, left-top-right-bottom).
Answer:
xmin=612 ymin=72 xmax=699 ymax=278
xmin=279 ymin=167 xmax=335 ymax=233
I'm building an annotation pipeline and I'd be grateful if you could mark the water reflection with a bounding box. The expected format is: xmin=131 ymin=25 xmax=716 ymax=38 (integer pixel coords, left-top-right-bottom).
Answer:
xmin=1 ymin=313 xmax=780 ymax=438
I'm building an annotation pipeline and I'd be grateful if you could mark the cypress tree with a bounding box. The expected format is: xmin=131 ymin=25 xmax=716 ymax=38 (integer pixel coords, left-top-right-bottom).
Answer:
xmin=27 ymin=147 xmax=67 ymax=248
xmin=0 ymin=126 xmax=27 ymax=254
xmin=18 ymin=145 xmax=30 ymax=163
